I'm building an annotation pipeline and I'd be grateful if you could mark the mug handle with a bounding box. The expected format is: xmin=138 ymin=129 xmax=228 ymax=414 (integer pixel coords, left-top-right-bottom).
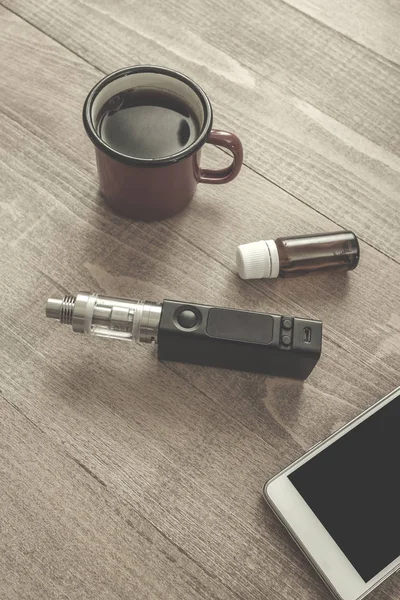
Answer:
xmin=198 ymin=129 xmax=243 ymax=184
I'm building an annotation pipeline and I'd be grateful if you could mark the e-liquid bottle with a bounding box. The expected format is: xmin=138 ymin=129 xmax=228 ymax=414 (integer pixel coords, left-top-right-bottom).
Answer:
xmin=236 ymin=231 xmax=359 ymax=279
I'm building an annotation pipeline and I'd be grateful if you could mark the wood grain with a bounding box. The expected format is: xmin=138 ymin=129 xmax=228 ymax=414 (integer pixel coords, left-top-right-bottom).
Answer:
xmin=0 ymin=3 xmax=399 ymax=600
xmin=285 ymin=0 xmax=400 ymax=65
xmin=3 ymin=0 xmax=400 ymax=262
xmin=0 ymin=398 xmax=238 ymax=600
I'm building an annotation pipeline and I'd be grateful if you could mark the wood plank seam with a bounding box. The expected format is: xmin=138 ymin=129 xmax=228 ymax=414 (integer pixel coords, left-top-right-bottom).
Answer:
xmin=278 ymin=0 xmax=400 ymax=70
xmin=0 ymin=4 xmax=399 ymax=600
xmin=0 ymin=393 xmax=245 ymax=600
xmin=1 ymin=108 xmax=398 ymax=391
xmin=3 ymin=0 xmax=400 ymax=264
xmin=0 ymin=2 xmax=106 ymax=75
xmin=0 ymin=72 xmax=371 ymax=270
xmin=2 ymin=2 xmax=398 ymax=269
xmin=0 ymin=368 xmax=297 ymax=599
xmin=0 ymin=113 xmax=397 ymax=394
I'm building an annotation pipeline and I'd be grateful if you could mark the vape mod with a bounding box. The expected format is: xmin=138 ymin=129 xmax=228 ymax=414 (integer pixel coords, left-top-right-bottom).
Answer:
xmin=46 ymin=292 xmax=322 ymax=379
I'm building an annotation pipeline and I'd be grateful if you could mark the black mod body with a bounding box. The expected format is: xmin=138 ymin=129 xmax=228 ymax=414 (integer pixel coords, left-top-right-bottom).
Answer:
xmin=157 ymin=301 xmax=322 ymax=379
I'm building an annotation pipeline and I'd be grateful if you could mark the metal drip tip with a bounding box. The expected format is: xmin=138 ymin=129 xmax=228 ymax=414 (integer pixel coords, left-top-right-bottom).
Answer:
xmin=46 ymin=295 xmax=76 ymax=323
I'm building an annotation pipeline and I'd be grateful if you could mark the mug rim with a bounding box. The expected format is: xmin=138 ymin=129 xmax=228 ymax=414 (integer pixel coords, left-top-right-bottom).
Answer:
xmin=83 ymin=65 xmax=213 ymax=167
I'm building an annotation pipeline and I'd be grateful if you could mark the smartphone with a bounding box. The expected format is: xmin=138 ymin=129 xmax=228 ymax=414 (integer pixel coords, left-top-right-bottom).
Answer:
xmin=264 ymin=386 xmax=400 ymax=600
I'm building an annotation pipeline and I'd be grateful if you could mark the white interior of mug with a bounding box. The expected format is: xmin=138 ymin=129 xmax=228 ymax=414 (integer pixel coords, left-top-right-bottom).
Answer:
xmin=91 ymin=71 xmax=206 ymax=132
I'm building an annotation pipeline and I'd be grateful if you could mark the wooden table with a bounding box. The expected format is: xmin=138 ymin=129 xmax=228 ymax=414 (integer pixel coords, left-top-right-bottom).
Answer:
xmin=1 ymin=2 xmax=399 ymax=599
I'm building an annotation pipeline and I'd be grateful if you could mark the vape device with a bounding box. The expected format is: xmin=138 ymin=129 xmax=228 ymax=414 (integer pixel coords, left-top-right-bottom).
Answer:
xmin=46 ymin=292 xmax=322 ymax=379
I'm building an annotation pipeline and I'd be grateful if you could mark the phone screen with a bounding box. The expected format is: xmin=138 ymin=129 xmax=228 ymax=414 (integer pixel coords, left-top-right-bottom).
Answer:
xmin=289 ymin=393 xmax=400 ymax=583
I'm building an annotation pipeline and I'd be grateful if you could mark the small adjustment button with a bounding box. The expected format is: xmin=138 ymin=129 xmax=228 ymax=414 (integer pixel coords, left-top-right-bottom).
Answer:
xmin=282 ymin=318 xmax=293 ymax=330
xmin=281 ymin=334 xmax=292 ymax=347
xmin=177 ymin=309 xmax=198 ymax=329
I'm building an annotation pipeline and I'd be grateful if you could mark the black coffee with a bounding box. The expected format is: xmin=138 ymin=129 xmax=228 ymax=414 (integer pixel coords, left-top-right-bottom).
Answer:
xmin=97 ymin=88 xmax=201 ymax=159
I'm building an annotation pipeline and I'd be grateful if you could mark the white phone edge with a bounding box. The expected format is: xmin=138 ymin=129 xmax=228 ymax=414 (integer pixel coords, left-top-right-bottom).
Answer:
xmin=263 ymin=385 xmax=400 ymax=600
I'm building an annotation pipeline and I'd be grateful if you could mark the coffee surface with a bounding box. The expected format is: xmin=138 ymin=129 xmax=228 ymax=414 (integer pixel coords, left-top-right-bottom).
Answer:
xmin=97 ymin=88 xmax=200 ymax=159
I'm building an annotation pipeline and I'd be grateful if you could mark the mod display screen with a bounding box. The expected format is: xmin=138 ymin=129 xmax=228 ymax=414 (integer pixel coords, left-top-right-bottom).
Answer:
xmin=289 ymin=393 xmax=400 ymax=582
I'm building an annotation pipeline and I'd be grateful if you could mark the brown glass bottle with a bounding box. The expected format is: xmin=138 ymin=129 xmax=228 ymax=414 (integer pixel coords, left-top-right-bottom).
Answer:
xmin=237 ymin=231 xmax=360 ymax=279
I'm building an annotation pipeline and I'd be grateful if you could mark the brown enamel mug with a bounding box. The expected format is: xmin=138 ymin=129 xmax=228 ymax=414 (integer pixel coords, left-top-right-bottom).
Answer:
xmin=83 ymin=65 xmax=243 ymax=221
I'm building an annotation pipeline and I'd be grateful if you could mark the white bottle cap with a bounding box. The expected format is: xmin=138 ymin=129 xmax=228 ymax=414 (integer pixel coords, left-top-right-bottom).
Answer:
xmin=236 ymin=239 xmax=280 ymax=279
